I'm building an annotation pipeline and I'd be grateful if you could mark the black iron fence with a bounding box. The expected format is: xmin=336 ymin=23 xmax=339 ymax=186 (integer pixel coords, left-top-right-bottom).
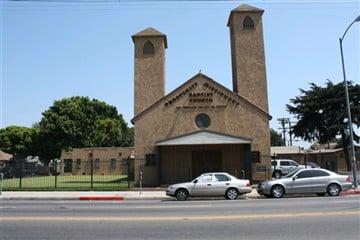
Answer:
xmin=0 ymin=158 xmax=134 ymax=191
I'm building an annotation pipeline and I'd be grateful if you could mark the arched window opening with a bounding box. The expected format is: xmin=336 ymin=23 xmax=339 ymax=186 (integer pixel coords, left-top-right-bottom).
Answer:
xmin=143 ymin=41 xmax=155 ymax=54
xmin=243 ymin=16 xmax=254 ymax=30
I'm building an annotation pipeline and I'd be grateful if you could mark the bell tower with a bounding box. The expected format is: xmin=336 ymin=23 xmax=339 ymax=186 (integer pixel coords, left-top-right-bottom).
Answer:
xmin=227 ymin=4 xmax=269 ymax=112
xmin=132 ymin=27 xmax=167 ymax=115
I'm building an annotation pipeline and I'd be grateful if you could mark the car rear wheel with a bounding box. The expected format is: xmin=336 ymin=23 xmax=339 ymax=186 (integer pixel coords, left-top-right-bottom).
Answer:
xmin=175 ymin=189 xmax=189 ymax=201
xmin=225 ymin=188 xmax=239 ymax=200
xmin=271 ymin=185 xmax=285 ymax=198
xmin=327 ymin=183 xmax=340 ymax=197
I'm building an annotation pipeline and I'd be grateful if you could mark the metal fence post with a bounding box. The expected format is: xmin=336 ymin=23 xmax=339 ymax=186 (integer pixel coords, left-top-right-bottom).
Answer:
xmin=19 ymin=159 xmax=23 ymax=189
xmin=139 ymin=171 xmax=143 ymax=195
xmin=0 ymin=173 xmax=3 ymax=195
xmin=90 ymin=158 xmax=93 ymax=189
xmin=54 ymin=160 xmax=58 ymax=189
xmin=127 ymin=157 xmax=130 ymax=189
xmin=272 ymin=153 xmax=277 ymax=179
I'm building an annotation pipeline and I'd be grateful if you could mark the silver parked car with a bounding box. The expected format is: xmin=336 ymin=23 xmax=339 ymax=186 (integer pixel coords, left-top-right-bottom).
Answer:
xmin=271 ymin=159 xmax=306 ymax=178
xmin=166 ymin=172 xmax=252 ymax=201
xmin=258 ymin=168 xmax=353 ymax=198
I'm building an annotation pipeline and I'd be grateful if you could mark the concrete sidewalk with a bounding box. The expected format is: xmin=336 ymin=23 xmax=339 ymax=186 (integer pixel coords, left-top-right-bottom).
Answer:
xmin=1 ymin=188 xmax=358 ymax=201
xmin=0 ymin=189 xmax=261 ymax=201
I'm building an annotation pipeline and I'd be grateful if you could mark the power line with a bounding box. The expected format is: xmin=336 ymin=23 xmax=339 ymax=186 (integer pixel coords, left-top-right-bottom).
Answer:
xmin=4 ymin=0 xmax=244 ymax=2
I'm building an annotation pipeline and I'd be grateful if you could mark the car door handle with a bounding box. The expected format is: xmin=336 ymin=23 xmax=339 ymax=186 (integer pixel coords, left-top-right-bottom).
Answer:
xmin=225 ymin=183 xmax=230 ymax=185
xmin=207 ymin=184 xmax=212 ymax=186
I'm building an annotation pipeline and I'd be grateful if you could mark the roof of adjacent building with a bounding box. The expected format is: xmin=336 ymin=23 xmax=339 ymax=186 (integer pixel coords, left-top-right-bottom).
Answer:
xmin=156 ymin=130 xmax=252 ymax=146
xmin=0 ymin=150 xmax=13 ymax=161
xmin=307 ymin=149 xmax=343 ymax=154
xmin=271 ymin=145 xmax=360 ymax=155
xmin=132 ymin=27 xmax=168 ymax=48
xmin=271 ymin=146 xmax=305 ymax=155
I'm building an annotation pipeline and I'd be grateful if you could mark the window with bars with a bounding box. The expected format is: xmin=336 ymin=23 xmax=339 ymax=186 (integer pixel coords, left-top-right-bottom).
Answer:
xmin=110 ymin=158 xmax=116 ymax=169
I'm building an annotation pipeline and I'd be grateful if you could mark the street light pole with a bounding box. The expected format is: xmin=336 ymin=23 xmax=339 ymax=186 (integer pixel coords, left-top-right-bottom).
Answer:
xmin=339 ymin=15 xmax=360 ymax=188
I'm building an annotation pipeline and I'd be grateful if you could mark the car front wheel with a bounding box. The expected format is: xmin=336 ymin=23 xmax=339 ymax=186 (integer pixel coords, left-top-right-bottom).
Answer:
xmin=271 ymin=185 xmax=285 ymax=198
xmin=175 ymin=189 xmax=189 ymax=201
xmin=225 ymin=188 xmax=239 ymax=200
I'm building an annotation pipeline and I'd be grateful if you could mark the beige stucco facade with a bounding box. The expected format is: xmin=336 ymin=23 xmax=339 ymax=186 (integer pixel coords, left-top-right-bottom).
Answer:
xmin=131 ymin=4 xmax=272 ymax=186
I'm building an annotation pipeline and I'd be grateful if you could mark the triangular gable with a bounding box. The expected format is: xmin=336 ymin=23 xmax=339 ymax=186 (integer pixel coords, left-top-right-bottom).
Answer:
xmin=156 ymin=130 xmax=252 ymax=146
xmin=131 ymin=73 xmax=271 ymax=124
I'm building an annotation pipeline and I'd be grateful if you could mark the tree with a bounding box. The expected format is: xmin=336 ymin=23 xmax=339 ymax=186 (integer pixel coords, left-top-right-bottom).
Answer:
xmin=0 ymin=126 xmax=39 ymax=158
xmin=270 ymin=128 xmax=285 ymax=146
xmin=287 ymin=81 xmax=360 ymax=171
xmin=37 ymin=96 xmax=133 ymax=163
xmin=90 ymin=118 xmax=125 ymax=147
xmin=123 ymin=127 xmax=134 ymax=147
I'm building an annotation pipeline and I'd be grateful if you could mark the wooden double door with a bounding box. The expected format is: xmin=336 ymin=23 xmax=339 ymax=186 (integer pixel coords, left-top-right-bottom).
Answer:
xmin=191 ymin=150 xmax=222 ymax=178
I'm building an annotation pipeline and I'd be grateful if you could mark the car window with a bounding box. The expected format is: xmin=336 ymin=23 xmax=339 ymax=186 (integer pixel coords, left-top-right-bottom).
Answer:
xmin=288 ymin=161 xmax=298 ymax=166
xmin=214 ymin=174 xmax=230 ymax=182
xmin=280 ymin=161 xmax=290 ymax=166
xmin=197 ymin=174 xmax=213 ymax=183
xmin=311 ymin=170 xmax=330 ymax=177
xmin=296 ymin=170 xmax=313 ymax=178
xmin=285 ymin=169 xmax=300 ymax=178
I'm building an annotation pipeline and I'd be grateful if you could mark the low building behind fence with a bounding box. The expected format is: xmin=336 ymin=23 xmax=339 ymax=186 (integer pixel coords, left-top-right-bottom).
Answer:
xmin=0 ymin=147 xmax=135 ymax=191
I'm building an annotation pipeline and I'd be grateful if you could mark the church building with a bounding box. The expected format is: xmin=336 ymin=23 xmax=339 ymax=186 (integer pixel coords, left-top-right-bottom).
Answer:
xmin=131 ymin=4 xmax=272 ymax=186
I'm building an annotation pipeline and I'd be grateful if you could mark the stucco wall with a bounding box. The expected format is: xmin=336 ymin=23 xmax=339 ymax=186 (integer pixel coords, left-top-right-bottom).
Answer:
xmin=60 ymin=147 xmax=134 ymax=175
xmin=134 ymin=75 xmax=270 ymax=185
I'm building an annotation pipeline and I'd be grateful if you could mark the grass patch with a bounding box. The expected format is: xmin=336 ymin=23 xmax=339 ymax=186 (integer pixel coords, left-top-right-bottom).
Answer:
xmin=2 ymin=175 xmax=131 ymax=191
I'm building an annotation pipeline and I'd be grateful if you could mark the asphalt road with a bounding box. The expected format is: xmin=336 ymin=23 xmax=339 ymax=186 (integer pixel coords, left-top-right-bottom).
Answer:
xmin=1 ymin=196 xmax=359 ymax=240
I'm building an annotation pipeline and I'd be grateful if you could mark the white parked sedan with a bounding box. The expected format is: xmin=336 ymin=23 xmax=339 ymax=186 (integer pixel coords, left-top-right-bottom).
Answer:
xmin=166 ymin=172 xmax=252 ymax=201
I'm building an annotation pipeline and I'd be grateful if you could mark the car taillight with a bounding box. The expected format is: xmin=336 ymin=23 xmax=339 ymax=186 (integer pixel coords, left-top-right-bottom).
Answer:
xmin=346 ymin=176 xmax=352 ymax=183
xmin=246 ymin=181 xmax=251 ymax=187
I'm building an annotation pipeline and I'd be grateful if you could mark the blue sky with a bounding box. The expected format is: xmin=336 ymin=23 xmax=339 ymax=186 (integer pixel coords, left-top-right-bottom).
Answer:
xmin=1 ymin=0 xmax=359 ymax=147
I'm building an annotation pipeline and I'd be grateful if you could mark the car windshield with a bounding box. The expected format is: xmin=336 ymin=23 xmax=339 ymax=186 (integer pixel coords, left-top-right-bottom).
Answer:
xmin=284 ymin=169 xmax=300 ymax=178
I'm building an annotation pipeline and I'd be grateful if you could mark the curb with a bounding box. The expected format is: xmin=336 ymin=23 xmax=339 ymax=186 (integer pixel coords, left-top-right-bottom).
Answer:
xmin=79 ymin=196 xmax=124 ymax=201
xmin=340 ymin=189 xmax=360 ymax=196
xmin=0 ymin=195 xmax=261 ymax=201
xmin=0 ymin=197 xmax=79 ymax=201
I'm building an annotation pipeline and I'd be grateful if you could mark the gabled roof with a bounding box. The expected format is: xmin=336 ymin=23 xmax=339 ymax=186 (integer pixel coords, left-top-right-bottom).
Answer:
xmin=132 ymin=27 xmax=168 ymax=48
xmin=156 ymin=130 xmax=252 ymax=146
xmin=131 ymin=72 xmax=271 ymax=124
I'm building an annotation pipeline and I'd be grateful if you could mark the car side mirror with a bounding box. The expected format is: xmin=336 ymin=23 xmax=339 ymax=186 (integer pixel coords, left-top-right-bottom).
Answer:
xmin=193 ymin=180 xmax=198 ymax=184
xmin=292 ymin=176 xmax=297 ymax=181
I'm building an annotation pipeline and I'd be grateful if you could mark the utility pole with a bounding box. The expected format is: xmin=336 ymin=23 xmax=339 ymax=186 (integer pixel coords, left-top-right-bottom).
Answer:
xmin=288 ymin=121 xmax=293 ymax=146
xmin=339 ymin=15 xmax=360 ymax=188
xmin=277 ymin=118 xmax=290 ymax=146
